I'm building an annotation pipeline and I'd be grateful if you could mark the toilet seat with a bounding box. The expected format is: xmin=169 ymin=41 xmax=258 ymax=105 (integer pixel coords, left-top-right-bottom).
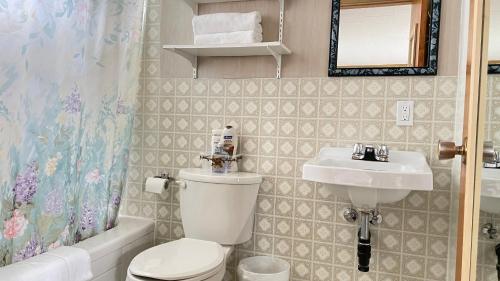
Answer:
xmin=126 ymin=262 xmax=225 ymax=281
xmin=128 ymin=238 xmax=225 ymax=281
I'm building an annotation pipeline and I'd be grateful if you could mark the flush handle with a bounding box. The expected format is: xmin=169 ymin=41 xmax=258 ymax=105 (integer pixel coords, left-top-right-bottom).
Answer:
xmin=438 ymin=140 xmax=467 ymax=161
xmin=176 ymin=180 xmax=186 ymax=189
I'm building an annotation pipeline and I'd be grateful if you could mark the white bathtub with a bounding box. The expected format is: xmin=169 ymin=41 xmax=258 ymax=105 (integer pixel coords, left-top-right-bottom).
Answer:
xmin=0 ymin=216 xmax=154 ymax=281
xmin=74 ymin=216 xmax=155 ymax=281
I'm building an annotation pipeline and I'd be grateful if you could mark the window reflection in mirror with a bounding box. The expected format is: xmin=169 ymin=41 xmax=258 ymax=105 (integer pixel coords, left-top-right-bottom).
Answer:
xmin=489 ymin=0 xmax=500 ymax=70
xmin=337 ymin=0 xmax=431 ymax=68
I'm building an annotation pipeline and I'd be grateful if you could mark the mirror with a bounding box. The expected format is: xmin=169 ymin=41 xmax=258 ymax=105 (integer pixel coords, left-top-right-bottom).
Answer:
xmin=489 ymin=0 xmax=500 ymax=73
xmin=328 ymin=0 xmax=442 ymax=76
xmin=476 ymin=2 xmax=500 ymax=280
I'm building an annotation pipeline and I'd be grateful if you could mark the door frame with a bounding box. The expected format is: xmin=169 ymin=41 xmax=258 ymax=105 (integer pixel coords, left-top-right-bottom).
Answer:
xmin=455 ymin=0 xmax=490 ymax=280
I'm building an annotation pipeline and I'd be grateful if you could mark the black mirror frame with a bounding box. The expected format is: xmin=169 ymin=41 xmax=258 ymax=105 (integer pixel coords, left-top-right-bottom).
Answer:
xmin=489 ymin=65 xmax=500 ymax=74
xmin=328 ymin=0 xmax=442 ymax=77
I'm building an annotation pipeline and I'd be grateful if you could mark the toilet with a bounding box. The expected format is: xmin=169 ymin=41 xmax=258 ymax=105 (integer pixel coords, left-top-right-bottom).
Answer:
xmin=126 ymin=168 xmax=262 ymax=281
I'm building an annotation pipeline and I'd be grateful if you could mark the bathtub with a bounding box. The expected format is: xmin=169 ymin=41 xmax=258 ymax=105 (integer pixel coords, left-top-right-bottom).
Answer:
xmin=74 ymin=216 xmax=155 ymax=281
xmin=0 ymin=216 xmax=154 ymax=281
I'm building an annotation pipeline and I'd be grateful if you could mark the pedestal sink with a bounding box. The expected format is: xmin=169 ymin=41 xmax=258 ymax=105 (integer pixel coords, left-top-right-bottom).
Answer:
xmin=302 ymin=147 xmax=434 ymax=208
xmin=481 ymin=168 xmax=500 ymax=214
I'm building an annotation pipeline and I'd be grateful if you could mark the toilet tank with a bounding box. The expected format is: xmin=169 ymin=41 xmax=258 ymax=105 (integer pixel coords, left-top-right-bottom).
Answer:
xmin=178 ymin=168 xmax=262 ymax=245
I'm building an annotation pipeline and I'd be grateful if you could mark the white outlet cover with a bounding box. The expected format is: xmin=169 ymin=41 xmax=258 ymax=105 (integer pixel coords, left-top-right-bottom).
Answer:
xmin=396 ymin=101 xmax=414 ymax=126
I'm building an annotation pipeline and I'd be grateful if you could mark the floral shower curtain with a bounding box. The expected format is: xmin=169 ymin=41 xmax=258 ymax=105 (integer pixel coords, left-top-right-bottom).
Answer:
xmin=0 ymin=0 xmax=145 ymax=265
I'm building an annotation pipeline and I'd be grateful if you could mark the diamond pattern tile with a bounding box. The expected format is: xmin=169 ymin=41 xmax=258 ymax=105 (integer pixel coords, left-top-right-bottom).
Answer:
xmin=126 ymin=73 xmax=457 ymax=281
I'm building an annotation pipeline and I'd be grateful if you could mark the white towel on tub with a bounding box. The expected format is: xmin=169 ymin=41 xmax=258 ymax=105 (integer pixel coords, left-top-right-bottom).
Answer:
xmin=194 ymin=30 xmax=263 ymax=45
xmin=192 ymin=12 xmax=262 ymax=35
xmin=0 ymin=246 xmax=92 ymax=281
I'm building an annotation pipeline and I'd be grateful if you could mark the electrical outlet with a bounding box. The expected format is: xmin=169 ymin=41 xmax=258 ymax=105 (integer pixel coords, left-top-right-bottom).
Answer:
xmin=396 ymin=101 xmax=414 ymax=126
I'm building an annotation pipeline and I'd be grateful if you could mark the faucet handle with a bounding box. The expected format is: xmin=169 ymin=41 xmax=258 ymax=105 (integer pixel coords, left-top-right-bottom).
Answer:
xmin=376 ymin=144 xmax=389 ymax=162
xmin=352 ymin=143 xmax=365 ymax=160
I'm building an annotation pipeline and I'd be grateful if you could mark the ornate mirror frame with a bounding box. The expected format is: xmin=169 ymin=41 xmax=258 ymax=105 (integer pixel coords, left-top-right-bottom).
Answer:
xmin=489 ymin=64 xmax=500 ymax=74
xmin=328 ymin=0 xmax=442 ymax=77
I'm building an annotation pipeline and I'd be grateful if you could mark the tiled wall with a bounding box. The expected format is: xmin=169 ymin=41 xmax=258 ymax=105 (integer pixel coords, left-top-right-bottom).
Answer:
xmin=124 ymin=76 xmax=459 ymax=281
xmin=476 ymin=75 xmax=500 ymax=281
xmin=122 ymin=1 xmax=459 ymax=281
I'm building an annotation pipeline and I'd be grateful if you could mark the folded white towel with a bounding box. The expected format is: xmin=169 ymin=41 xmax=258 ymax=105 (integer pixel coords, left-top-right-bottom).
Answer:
xmin=192 ymin=12 xmax=262 ymax=35
xmin=0 ymin=246 xmax=93 ymax=281
xmin=194 ymin=30 xmax=263 ymax=45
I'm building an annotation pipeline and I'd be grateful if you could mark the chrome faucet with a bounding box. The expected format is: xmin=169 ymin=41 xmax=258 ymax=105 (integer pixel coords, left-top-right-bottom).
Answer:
xmin=483 ymin=141 xmax=500 ymax=168
xmin=352 ymin=143 xmax=389 ymax=162
xmin=484 ymin=151 xmax=500 ymax=168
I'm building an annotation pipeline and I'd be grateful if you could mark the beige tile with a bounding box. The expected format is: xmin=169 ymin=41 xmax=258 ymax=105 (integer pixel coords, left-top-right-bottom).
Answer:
xmin=314 ymin=222 xmax=334 ymax=243
xmin=312 ymin=263 xmax=333 ymax=281
xmin=225 ymin=79 xmax=243 ymax=97
xmin=254 ymin=234 xmax=273 ymax=254
xmin=243 ymin=79 xmax=262 ymax=97
xmin=378 ymin=252 xmax=401 ymax=275
xmin=293 ymin=219 xmax=314 ymax=240
xmin=299 ymin=99 xmax=319 ymax=118
xmin=341 ymin=78 xmax=363 ymax=97
xmin=387 ymin=77 xmax=410 ymax=98
xmin=411 ymin=77 xmax=435 ymax=98
xmin=320 ymin=79 xmax=341 ymax=97
xmin=280 ymin=79 xmax=300 ymax=97
xmin=293 ymin=239 xmax=313 ymax=260
xmin=292 ymin=260 xmax=312 ymax=280
xmin=334 ymin=245 xmax=355 ymax=267
xmin=274 ymin=237 xmax=293 ymax=257
xmin=313 ymin=242 xmax=334 ymax=264
xmin=378 ymin=230 xmax=402 ymax=252
xmin=401 ymin=255 xmax=426 ymax=278
xmin=300 ymin=78 xmax=321 ymax=97
xmin=341 ymin=99 xmax=362 ymax=119
xmin=294 ymin=199 xmax=315 ymax=220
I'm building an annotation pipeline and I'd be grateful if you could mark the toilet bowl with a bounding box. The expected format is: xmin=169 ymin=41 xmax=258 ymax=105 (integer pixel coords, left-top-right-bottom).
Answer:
xmin=126 ymin=238 xmax=232 ymax=281
xmin=126 ymin=168 xmax=262 ymax=281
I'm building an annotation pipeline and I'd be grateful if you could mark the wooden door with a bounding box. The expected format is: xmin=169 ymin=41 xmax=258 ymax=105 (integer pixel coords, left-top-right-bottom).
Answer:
xmin=450 ymin=0 xmax=490 ymax=280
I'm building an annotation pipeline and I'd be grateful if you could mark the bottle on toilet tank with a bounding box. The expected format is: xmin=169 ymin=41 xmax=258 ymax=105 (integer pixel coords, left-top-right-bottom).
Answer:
xmin=211 ymin=129 xmax=223 ymax=155
xmin=218 ymin=126 xmax=238 ymax=172
xmin=218 ymin=125 xmax=238 ymax=156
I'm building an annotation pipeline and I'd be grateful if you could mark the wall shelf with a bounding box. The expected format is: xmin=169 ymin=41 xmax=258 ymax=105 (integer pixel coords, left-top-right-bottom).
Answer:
xmin=165 ymin=0 xmax=288 ymax=78
xmin=183 ymin=0 xmax=283 ymax=12
xmin=184 ymin=0 xmax=249 ymax=7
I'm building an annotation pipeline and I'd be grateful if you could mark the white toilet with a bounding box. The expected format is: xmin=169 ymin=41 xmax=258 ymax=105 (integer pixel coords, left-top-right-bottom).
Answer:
xmin=126 ymin=168 xmax=262 ymax=281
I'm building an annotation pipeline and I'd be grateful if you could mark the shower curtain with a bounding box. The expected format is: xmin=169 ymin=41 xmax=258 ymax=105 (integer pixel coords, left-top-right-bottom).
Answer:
xmin=0 ymin=0 xmax=145 ymax=265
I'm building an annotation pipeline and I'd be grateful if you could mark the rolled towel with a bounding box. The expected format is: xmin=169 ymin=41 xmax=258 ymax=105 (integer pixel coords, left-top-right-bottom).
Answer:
xmin=192 ymin=12 xmax=262 ymax=35
xmin=0 ymin=246 xmax=92 ymax=281
xmin=194 ymin=30 xmax=263 ymax=45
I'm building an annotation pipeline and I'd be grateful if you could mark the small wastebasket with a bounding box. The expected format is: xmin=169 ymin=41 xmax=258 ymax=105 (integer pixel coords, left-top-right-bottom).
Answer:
xmin=237 ymin=256 xmax=290 ymax=281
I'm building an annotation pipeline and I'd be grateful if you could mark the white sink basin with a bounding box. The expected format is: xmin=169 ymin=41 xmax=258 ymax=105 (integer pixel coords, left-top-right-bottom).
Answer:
xmin=481 ymin=168 xmax=500 ymax=214
xmin=303 ymin=147 xmax=433 ymax=208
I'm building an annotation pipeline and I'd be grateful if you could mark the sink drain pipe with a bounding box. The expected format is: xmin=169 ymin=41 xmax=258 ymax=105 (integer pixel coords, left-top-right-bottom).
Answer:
xmin=358 ymin=211 xmax=371 ymax=272
xmin=496 ymin=244 xmax=500 ymax=280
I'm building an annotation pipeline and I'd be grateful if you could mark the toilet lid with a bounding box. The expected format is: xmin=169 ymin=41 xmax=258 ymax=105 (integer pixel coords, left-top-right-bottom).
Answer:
xmin=129 ymin=238 xmax=224 ymax=280
xmin=179 ymin=168 xmax=262 ymax=185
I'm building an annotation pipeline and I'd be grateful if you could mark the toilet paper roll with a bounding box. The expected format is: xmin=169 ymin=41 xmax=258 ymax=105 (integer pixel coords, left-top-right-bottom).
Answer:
xmin=145 ymin=177 xmax=167 ymax=194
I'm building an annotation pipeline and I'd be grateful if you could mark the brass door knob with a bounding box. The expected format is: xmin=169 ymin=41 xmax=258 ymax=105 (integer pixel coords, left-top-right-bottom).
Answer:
xmin=438 ymin=140 xmax=467 ymax=160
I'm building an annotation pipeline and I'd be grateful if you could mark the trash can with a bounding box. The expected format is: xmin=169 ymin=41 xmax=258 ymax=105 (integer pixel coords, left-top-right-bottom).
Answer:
xmin=237 ymin=256 xmax=290 ymax=281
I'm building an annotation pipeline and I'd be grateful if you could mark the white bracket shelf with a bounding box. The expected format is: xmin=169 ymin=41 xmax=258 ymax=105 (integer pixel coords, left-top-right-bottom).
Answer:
xmin=163 ymin=42 xmax=291 ymax=78
xmin=165 ymin=0 xmax=288 ymax=79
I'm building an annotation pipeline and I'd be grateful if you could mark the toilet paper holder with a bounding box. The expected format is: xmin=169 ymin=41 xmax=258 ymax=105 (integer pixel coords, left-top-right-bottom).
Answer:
xmin=154 ymin=172 xmax=172 ymax=180
xmin=153 ymin=172 xmax=187 ymax=189
xmin=154 ymin=172 xmax=176 ymax=190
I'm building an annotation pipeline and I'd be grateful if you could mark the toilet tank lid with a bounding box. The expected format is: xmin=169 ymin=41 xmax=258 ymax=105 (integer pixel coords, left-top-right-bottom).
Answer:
xmin=179 ymin=168 xmax=262 ymax=185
